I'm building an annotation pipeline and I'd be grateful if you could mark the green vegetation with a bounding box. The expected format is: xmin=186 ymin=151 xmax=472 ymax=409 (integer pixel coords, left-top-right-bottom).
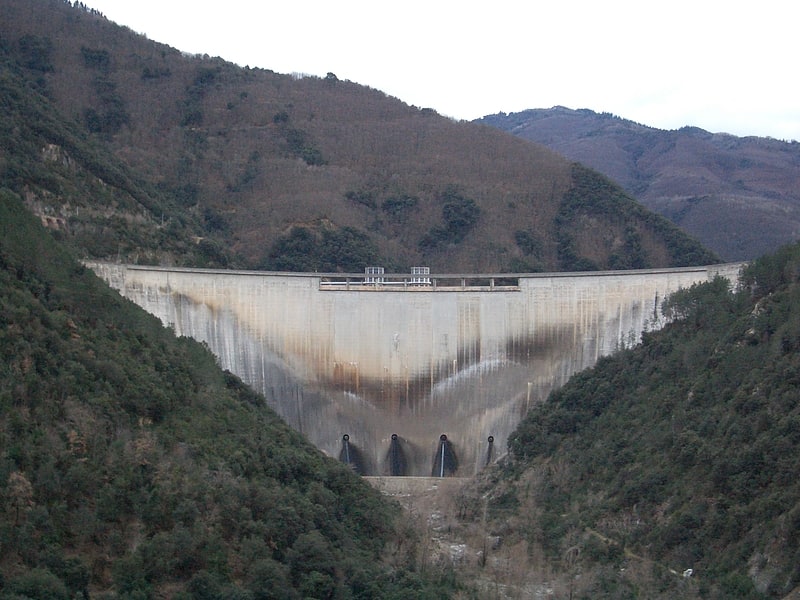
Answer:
xmin=16 ymin=34 xmax=53 ymax=73
xmin=0 ymin=43 xmax=237 ymax=267
xmin=83 ymin=79 xmax=129 ymax=136
xmin=0 ymin=191 xmax=457 ymax=598
xmin=419 ymin=188 xmax=481 ymax=252
xmin=345 ymin=189 xmax=377 ymax=209
xmin=179 ymin=66 xmax=219 ymax=127
xmin=513 ymin=229 xmax=542 ymax=258
xmin=261 ymin=225 xmax=381 ymax=272
xmin=80 ymin=47 xmax=130 ymax=136
xmin=140 ymin=64 xmax=171 ymax=80
xmin=494 ymin=245 xmax=800 ymax=597
xmin=508 ymin=230 xmax=545 ymax=272
xmin=271 ymin=110 xmax=327 ymax=166
xmin=556 ymin=164 xmax=717 ymax=271
xmin=381 ymin=195 xmax=419 ymax=223
xmin=80 ymin=46 xmax=110 ymax=71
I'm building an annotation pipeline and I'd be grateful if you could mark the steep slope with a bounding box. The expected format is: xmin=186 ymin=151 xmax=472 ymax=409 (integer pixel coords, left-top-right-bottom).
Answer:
xmin=0 ymin=33 xmax=233 ymax=268
xmin=479 ymin=107 xmax=800 ymax=262
xmin=0 ymin=0 xmax=716 ymax=273
xmin=453 ymin=245 xmax=800 ymax=598
xmin=0 ymin=191 xmax=455 ymax=598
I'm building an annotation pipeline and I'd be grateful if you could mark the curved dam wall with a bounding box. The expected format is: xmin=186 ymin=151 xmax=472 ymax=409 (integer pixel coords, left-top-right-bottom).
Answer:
xmin=89 ymin=263 xmax=742 ymax=476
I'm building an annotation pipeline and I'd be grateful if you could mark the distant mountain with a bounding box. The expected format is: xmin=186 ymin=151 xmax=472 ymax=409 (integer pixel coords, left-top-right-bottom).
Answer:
xmin=0 ymin=0 xmax=716 ymax=273
xmin=478 ymin=107 xmax=800 ymax=261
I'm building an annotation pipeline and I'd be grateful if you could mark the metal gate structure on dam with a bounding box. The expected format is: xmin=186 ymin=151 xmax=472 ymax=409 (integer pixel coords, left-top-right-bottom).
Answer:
xmin=89 ymin=262 xmax=742 ymax=477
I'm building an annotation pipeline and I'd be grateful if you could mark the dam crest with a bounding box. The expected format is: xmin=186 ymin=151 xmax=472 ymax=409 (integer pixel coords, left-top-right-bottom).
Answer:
xmin=89 ymin=263 xmax=742 ymax=476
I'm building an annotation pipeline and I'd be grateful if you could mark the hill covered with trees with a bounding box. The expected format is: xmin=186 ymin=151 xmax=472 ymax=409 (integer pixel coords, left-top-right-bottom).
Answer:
xmin=0 ymin=0 xmax=716 ymax=274
xmin=452 ymin=245 xmax=800 ymax=598
xmin=479 ymin=107 xmax=800 ymax=262
xmin=0 ymin=192 xmax=458 ymax=598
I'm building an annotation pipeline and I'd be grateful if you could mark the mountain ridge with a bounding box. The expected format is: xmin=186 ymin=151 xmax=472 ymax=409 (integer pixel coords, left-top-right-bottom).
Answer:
xmin=0 ymin=0 xmax=716 ymax=274
xmin=478 ymin=107 xmax=800 ymax=262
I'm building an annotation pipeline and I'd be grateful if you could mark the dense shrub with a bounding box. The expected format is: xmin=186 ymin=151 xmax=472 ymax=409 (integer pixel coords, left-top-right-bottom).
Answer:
xmin=262 ymin=225 xmax=380 ymax=272
xmin=381 ymin=195 xmax=419 ymax=222
xmin=17 ymin=35 xmax=53 ymax=72
xmin=502 ymin=244 xmax=800 ymax=597
xmin=555 ymin=164 xmax=716 ymax=270
xmin=80 ymin=46 xmax=110 ymax=71
xmin=0 ymin=193 xmax=449 ymax=597
xmin=419 ymin=189 xmax=480 ymax=251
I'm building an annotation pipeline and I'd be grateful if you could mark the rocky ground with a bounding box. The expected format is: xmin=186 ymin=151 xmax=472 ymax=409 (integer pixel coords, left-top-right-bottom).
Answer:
xmin=366 ymin=476 xmax=556 ymax=599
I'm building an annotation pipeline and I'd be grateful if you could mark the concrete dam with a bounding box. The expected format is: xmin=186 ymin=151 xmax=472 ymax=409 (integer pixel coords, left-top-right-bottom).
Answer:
xmin=89 ymin=263 xmax=742 ymax=476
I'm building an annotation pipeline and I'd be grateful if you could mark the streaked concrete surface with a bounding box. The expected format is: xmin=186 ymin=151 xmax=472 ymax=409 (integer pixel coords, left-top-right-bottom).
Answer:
xmin=89 ymin=262 xmax=742 ymax=476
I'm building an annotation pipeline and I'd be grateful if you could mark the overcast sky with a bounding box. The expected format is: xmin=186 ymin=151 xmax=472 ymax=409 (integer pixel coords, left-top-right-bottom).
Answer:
xmin=86 ymin=0 xmax=799 ymax=141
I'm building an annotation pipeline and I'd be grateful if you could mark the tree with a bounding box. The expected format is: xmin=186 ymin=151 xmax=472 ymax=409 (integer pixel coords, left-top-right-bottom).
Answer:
xmin=7 ymin=471 xmax=34 ymax=524
xmin=17 ymin=35 xmax=54 ymax=72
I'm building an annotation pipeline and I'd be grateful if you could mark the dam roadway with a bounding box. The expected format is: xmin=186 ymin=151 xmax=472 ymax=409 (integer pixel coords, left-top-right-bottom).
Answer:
xmin=89 ymin=262 xmax=742 ymax=476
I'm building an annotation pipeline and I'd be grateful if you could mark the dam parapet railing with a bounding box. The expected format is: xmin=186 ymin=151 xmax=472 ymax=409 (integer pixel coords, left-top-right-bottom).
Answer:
xmin=319 ymin=273 xmax=521 ymax=291
xmin=318 ymin=264 xmax=743 ymax=292
xmin=321 ymin=266 xmax=522 ymax=291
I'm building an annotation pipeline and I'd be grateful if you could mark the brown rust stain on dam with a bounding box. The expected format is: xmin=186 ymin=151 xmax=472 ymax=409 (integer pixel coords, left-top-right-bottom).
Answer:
xmin=88 ymin=263 xmax=742 ymax=476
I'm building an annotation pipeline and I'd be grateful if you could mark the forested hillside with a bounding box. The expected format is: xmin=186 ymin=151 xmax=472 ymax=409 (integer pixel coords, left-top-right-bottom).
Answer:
xmin=10 ymin=1 xmax=788 ymax=598
xmin=460 ymin=245 xmax=800 ymax=598
xmin=0 ymin=192 xmax=456 ymax=598
xmin=0 ymin=0 xmax=716 ymax=273
xmin=479 ymin=107 xmax=800 ymax=262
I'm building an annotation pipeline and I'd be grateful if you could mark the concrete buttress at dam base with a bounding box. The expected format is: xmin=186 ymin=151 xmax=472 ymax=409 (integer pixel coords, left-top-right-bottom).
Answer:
xmin=88 ymin=263 xmax=742 ymax=476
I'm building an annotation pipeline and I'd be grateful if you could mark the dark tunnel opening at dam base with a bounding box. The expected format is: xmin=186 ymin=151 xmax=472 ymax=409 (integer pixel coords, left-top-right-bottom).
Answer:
xmin=340 ymin=432 xmax=473 ymax=477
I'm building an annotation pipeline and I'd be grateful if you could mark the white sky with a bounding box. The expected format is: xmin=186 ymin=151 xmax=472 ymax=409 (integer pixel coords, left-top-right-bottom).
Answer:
xmin=86 ymin=0 xmax=800 ymax=140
